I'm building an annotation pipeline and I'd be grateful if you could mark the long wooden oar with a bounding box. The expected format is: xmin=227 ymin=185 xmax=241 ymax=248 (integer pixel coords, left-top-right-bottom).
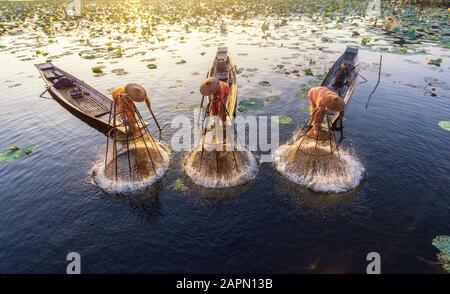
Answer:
xmin=145 ymin=97 xmax=162 ymax=134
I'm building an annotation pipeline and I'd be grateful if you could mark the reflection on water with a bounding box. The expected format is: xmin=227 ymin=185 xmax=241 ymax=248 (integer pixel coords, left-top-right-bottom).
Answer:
xmin=0 ymin=0 xmax=449 ymax=273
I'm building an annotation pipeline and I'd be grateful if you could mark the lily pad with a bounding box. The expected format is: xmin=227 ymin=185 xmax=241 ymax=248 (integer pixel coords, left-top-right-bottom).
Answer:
xmin=402 ymin=28 xmax=417 ymax=40
xmin=0 ymin=145 xmax=37 ymax=163
xmin=304 ymin=68 xmax=313 ymax=76
xmin=361 ymin=36 xmax=371 ymax=46
xmin=238 ymin=98 xmax=265 ymax=112
xmin=438 ymin=121 xmax=450 ymax=131
xmin=297 ymin=86 xmax=312 ymax=99
xmin=258 ymin=81 xmax=271 ymax=87
xmin=170 ymin=179 xmax=188 ymax=192
xmin=265 ymin=95 xmax=280 ymax=103
xmin=273 ymin=115 xmax=292 ymax=125
xmin=111 ymin=68 xmax=128 ymax=76
xmin=91 ymin=66 xmax=104 ymax=74
xmin=428 ymin=58 xmax=442 ymax=66
xmin=392 ymin=47 xmax=408 ymax=55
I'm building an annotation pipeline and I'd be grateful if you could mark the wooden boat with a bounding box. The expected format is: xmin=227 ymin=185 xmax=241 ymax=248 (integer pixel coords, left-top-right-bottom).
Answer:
xmin=292 ymin=46 xmax=360 ymax=157
xmin=320 ymin=46 xmax=359 ymax=128
xmin=199 ymin=47 xmax=238 ymax=149
xmin=201 ymin=47 xmax=238 ymax=121
xmin=183 ymin=47 xmax=259 ymax=188
xmin=35 ymin=62 xmax=123 ymax=135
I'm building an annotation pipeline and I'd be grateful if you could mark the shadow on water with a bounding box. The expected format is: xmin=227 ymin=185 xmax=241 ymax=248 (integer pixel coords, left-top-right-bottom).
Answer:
xmin=95 ymin=180 xmax=164 ymax=223
xmin=274 ymin=168 xmax=364 ymax=210
xmin=183 ymin=174 xmax=257 ymax=207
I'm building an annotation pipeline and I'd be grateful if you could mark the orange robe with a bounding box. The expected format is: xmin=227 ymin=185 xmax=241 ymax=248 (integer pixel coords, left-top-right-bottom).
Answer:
xmin=308 ymin=86 xmax=341 ymax=125
xmin=210 ymin=81 xmax=230 ymax=122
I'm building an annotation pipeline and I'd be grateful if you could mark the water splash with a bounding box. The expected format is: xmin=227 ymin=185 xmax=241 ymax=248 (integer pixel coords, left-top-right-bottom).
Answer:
xmin=273 ymin=138 xmax=365 ymax=193
xmin=183 ymin=143 xmax=258 ymax=189
xmin=92 ymin=143 xmax=170 ymax=193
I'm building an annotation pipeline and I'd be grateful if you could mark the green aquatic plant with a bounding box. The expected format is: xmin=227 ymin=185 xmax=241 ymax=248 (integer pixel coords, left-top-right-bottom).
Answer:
xmin=402 ymin=27 xmax=418 ymax=40
xmin=170 ymin=179 xmax=188 ymax=192
xmin=297 ymin=86 xmax=311 ymax=99
xmin=304 ymin=68 xmax=313 ymax=76
xmin=428 ymin=58 xmax=442 ymax=66
xmin=438 ymin=121 xmax=450 ymax=131
xmin=361 ymin=36 xmax=372 ymax=46
xmin=432 ymin=235 xmax=450 ymax=273
xmin=91 ymin=66 xmax=105 ymax=74
xmin=0 ymin=145 xmax=37 ymax=163
xmin=111 ymin=68 xmax=128 ymax=76
xmin=273 ymin=115 xmax=293 ymax=125
xmin=265 ymin=95 xmax=280 ymax=103
xmin=147 ymin=63 xmax=157 ymax=69
xmin=392 ymin=47 xmax=408 ymax=54
xmin=35 ymin=50 xmax=49 ymax=57
xmin=238 ymin=98 xmax=265 ymax=112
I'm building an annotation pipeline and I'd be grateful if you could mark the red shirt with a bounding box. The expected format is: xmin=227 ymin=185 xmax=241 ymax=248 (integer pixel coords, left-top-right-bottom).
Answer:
xmin=210 ymin=81 xmax=230 ymax=122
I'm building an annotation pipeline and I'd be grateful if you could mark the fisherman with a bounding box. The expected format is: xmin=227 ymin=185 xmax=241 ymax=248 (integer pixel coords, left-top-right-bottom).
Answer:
xmin=199 ymin=77 xmax=230 ymax=126
xmin=109 ymin=83 xmax=156 ymax=179
xmin=307 ymin=86 xmax=345 ymax=137
xmin=333 ymin=61 xmax=353 ymax=88
xmin=111 ymin=83 xmax=152 ymax=134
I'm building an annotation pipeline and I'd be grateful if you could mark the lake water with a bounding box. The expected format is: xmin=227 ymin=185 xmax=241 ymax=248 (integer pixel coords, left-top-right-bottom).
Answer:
xmin=0 ymin=1 xmax=449 ymax=273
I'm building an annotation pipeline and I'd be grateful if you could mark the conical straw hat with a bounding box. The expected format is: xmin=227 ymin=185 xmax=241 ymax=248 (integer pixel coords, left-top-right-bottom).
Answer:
xmin=199 ymin=77 xmax=220 ymax=96
xmin=125 ymin=83 xmax=149 ymax=102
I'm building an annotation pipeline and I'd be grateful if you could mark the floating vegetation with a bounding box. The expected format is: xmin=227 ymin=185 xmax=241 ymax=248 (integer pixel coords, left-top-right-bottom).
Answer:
xmin=438 ymin=121 xmax=450 ymax=131
xmin=391 ymin=47 xmax=408 ymax=55
xmin=432 ymin=235 xmax=450 ymax=273
xmin=147 ymin=63 xmax=157 ymax=69
xmin=428 ymin=58 xmax=442 ymax=67
xmin=297 ymin=86 xmax=311 ymax=99
xmin=265 ymin=95 xmax=280 ymax=103
xmin=170 ymin=179 xmax=188 ymax=192
xmin=91 ymin=66 xmax=105 ymax=74
xmin=176 ymin=59 xmax=187 ymax=64
xmin=304 ymin=68 xmax=313 ymax=76
xmin=0 ymin=145 xmax=37 ymax=163
xmin=111 ymin=68 xmax=128 ymax=76
xmin=273 ymin=114 xmax=293 ymax=125
xmin=238 ymin=98 xmax=265 ymax=113
xmin=361 ymin=36 xmax=372 ymax=46
xmin=34 ymin=50 xmax=49 ymax=57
